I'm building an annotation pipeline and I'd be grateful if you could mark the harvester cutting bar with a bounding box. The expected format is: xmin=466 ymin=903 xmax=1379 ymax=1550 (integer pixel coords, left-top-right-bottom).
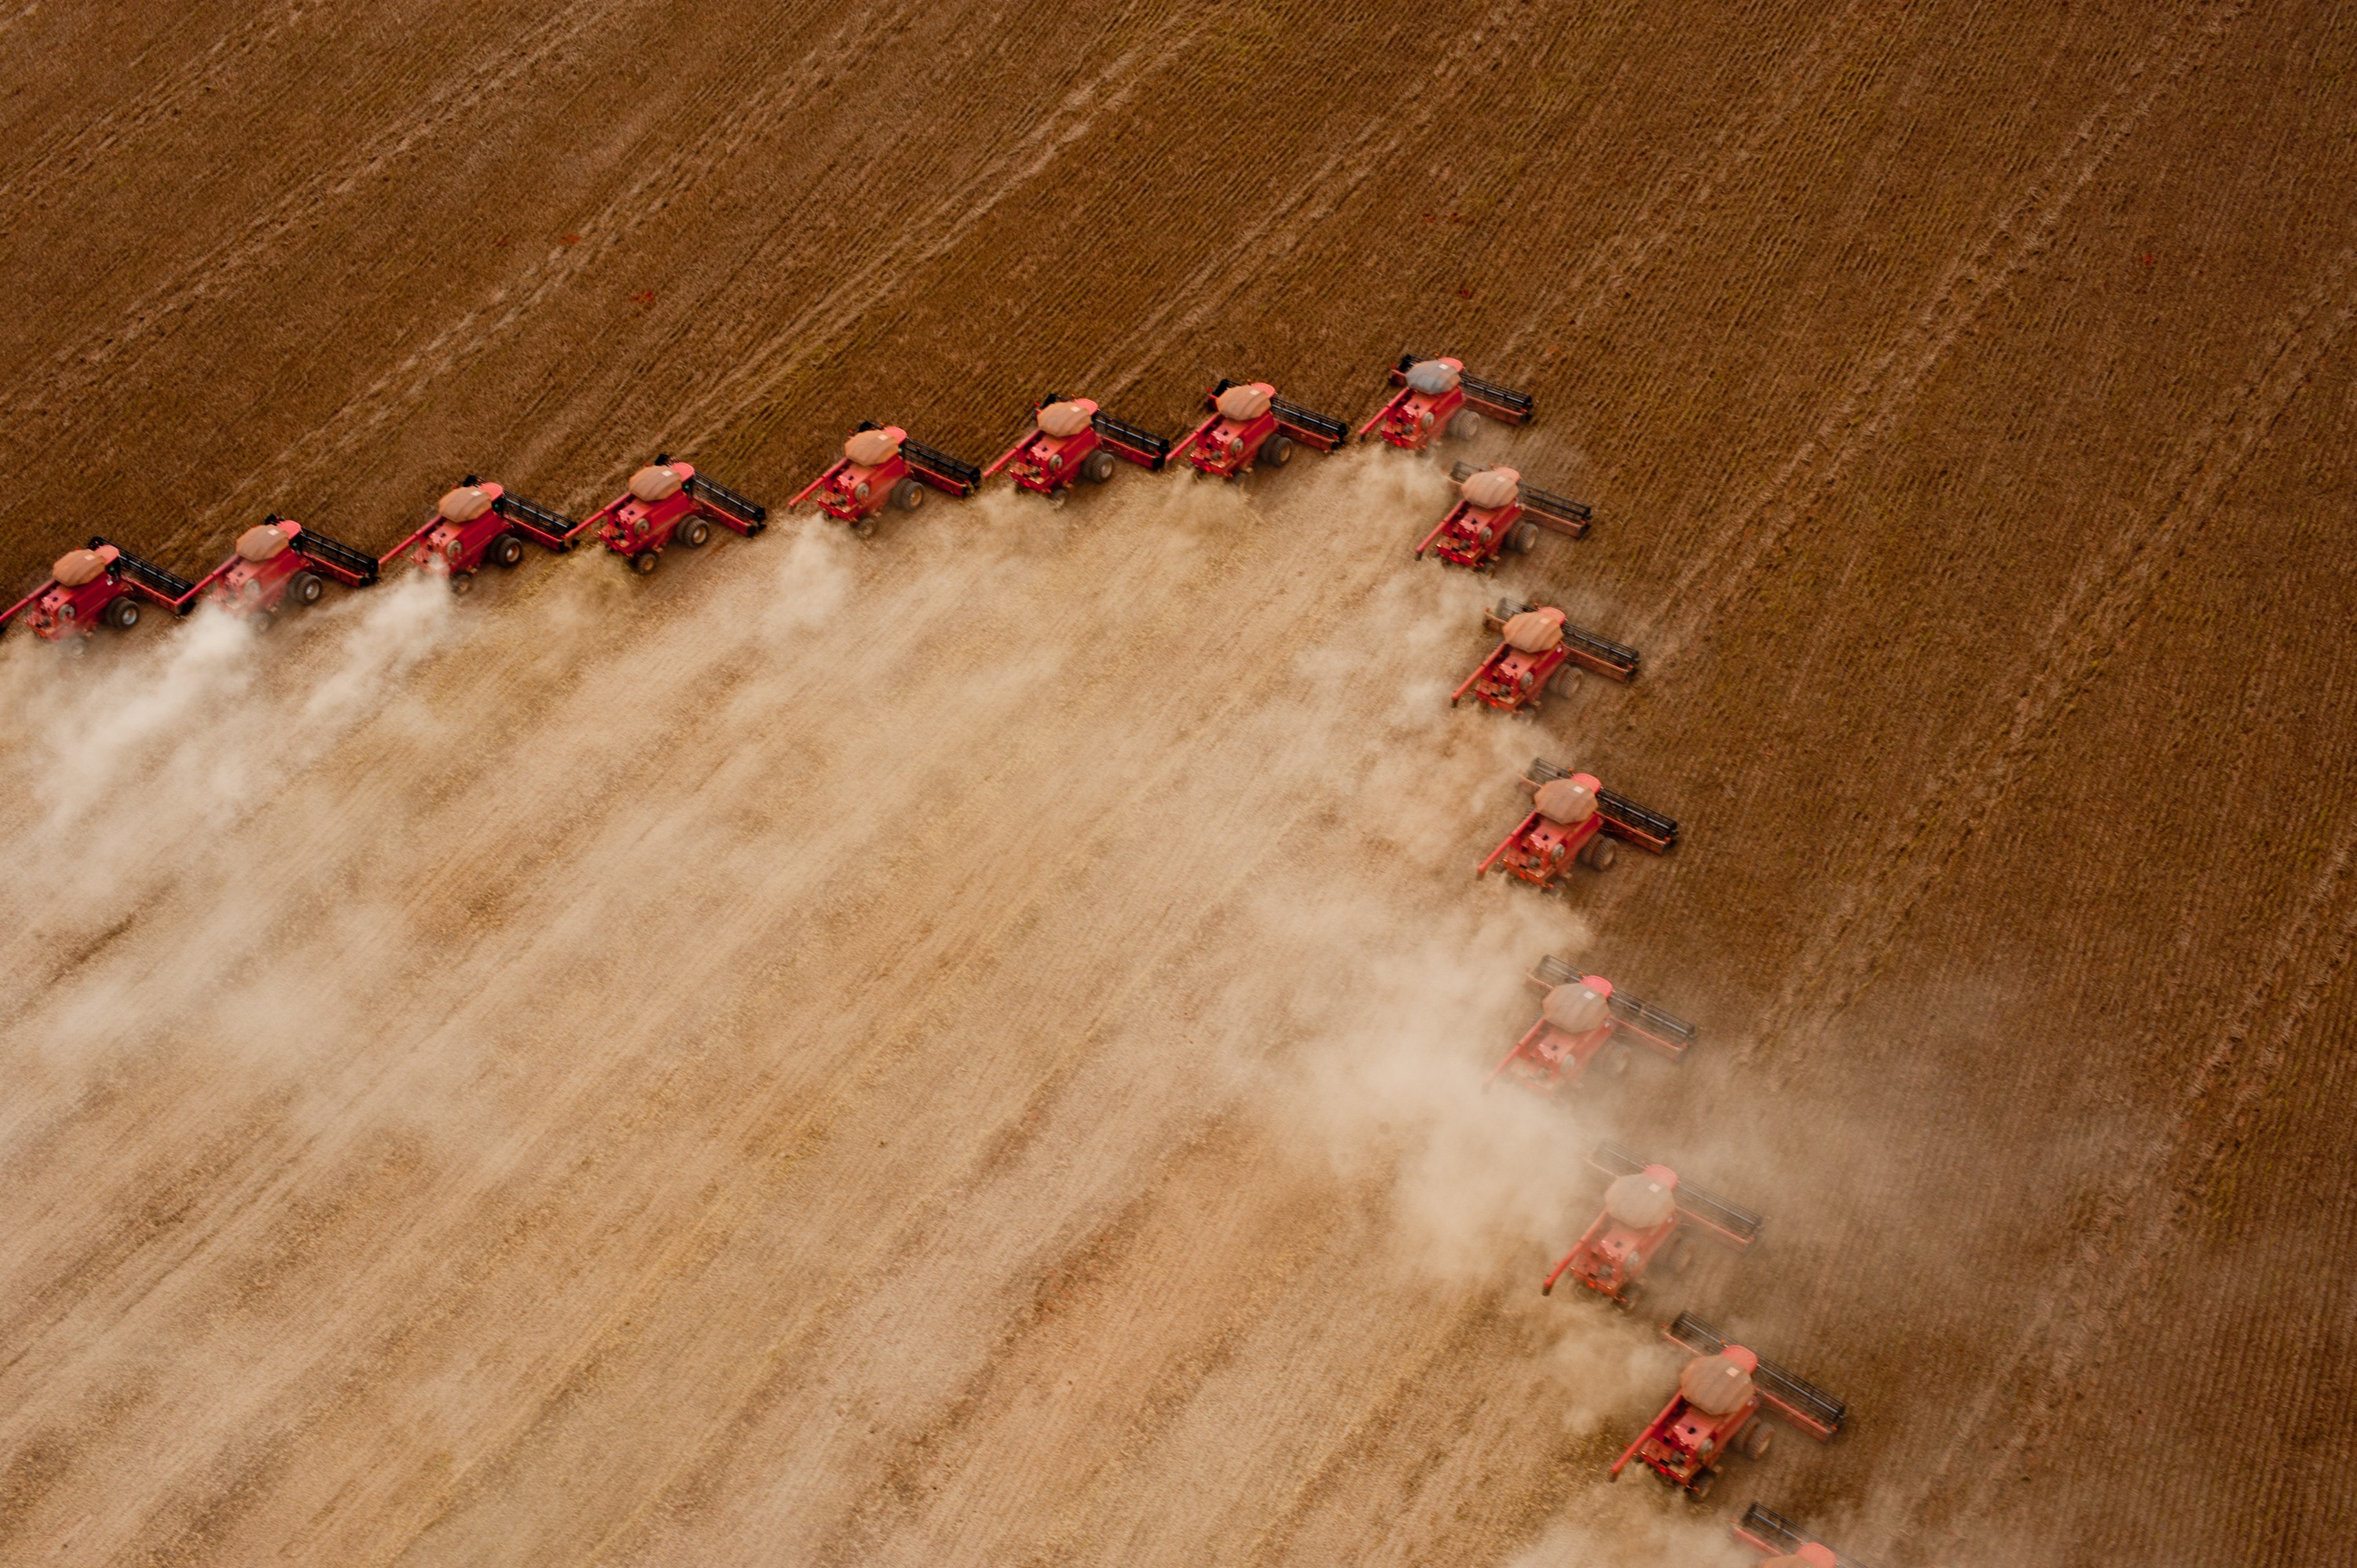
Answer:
xmin=1485 ymin=599 xmax=1640 ymax=682
xmin=685 ymin=471 xmax=768 ymax=523
xmin=903 ymin=438 xmax=982 ymax=495
xmin=1733 ymin=1504 xmax=1874 ymax=1567
xmin=1607 ymin=991 xmax=1695 ymax=1053
xmin=1396 ymin=353 xmax=1534 ymax=423
xmin=289 ymin=526 xmax=380 ymax=588
xmin=1665 ymin=1313 xmax=1846 ymax=1438
xmin=1092 ymin=409 xmax=1171 ymax=469
xmin=493 ymin=492 xmax=582 ymax=548
xmin=93 ymin=538 xmax=200 ymax=607
xmin=1270 ymin=394 xmax=1349 ymax=451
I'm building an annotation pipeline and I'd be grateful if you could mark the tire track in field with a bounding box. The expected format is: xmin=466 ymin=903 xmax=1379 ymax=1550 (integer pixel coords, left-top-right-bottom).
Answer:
xmin=662 ymin=4 xmax=1213 ymax=455
xmin=1904 ymin=819 xmax=2357 ymax=1552
xmin=1492 ymin=0 xmax=1901 ymax=364
xmin=1747 ymin=245 xmax=2355 ymax=1062
xmin=0 ymin=0 xmax=310 ymax=211
xmin=0 ymin=0 xmax=635 ymax=433
xmin=1646 ymin=0 xmax=2245 ymax=654
xmin=1072 ymin=0 xmax=1541 ymax=405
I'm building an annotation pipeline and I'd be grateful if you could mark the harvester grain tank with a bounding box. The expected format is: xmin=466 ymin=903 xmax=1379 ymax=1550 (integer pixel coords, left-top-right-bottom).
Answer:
xmin=1415 ymin=462 xmax=1591 ymax=569
xmin=194 ymin=518 xmax=380 ymax=621
xmin=1540 ymin=1144 xmax=1761 ymax=1306
xmin=1611 ymin=1313 xmax=1845 ymax=1497
xmin=384 ymin=477 xmax=583 ymax=591
xmin=1360 ymin=354 xmax=1534 ymax=451
xmin=794 ymin=423 xmax=981 ymax=533
xmin=1453 ymin=598 xmax=1640 ymax=713
xmin=1171 ymin=379 xmax=1349 ymax=480
xmin=1476 ymin=759 xmax=1678 ymax=889
xmin=0 ymin=539 xmax=200 ymax=644
xmin=1488 ymin=956 xmax=1695 ymax=1097
xmin=984 ymin=396 xmax=1171 ymax=494
xmin=583 ymin=456 xmax=768 ymax=573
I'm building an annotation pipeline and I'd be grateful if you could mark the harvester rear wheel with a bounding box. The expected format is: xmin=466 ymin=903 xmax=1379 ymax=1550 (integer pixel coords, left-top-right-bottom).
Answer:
xmin=1081 ymin=448 xmax=1117 ymax=484
xmin=676 ymin=517 xmax=711 ymax=548
xmin=1579 ymin=837 xmax=1617 ymax=871
xmin=288 ymin=571 xmax=324 ymax=606
xmin=103 ymin=598 xmax=141 ymax=631
xmin=1259 ymin=434 xmax=1295 ymax=468
xmin=450 ymin=572 xmax=476 ymax=595
xmin=1510 ymin=522 xmax=1539 ymax=554
xmin=892 ymin=478 xmax=925 ymax=511
xmin=488 ymin=533 xmax=526 ymax=569
xmin=1742 ymin=1423 xmax=1772 ymax=1460
xmin=632 ymin=550 xmax=659 ymax=575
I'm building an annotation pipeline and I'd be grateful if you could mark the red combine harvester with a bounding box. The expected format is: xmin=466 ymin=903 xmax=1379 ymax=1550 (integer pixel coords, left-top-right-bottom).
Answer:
xmin=984 ymin=395 xmax=1171 ymax=494
xmin=1611 ymin=1313 xmax=1846 ymax=1497
xmin=581 ymin=455 xmax=768 ymax=573
xmin=1476 ymin=758 xmax=1678 ymax=889
xmin=1488 ymin=954 xmax=1695 ymax=1097
xmin=192 ymin=517 xmax=380 ymax=621
xmin=792 ymin=423 xmax=981 ymax=533
xmin=1734 ymin=1504 xmax=1871 ymax=1568
xmin=1 ymin=538 xmax=200 ymax=645
xmin=384 ymin=477 xmax=583 ymax=592
xmin=1539 ymin=1143 xmax=1761 ymax=1306
xmin=1359 ymin=354 xmax=1534 ymax=451
xmin=1414 ymin=461 xmax=1591 ymax=570
xmin=1453 ymin=598 xmax=1641 ymax=713
xmin=1171 ymin=379 xmax=1349 ymax=480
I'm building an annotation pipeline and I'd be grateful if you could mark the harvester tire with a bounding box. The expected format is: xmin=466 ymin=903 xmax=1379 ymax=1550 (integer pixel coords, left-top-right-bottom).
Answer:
xmin=632 ymin=550 xmax=659 ymax=575
xmin=1449 ymin=409 xmax=1483 ymax=441
xmin=1742 ymin=1424 xmax=1772 ymax=1460
xmin=1259 ymin=434 xmax=1295 ymax=468
xmin=288 ymin=571 xmax=324 ymax=606
xmin=676 ymin=517 xmax=711 ymax=548
xmin=1081 ymin=448 xmax=1117 ymax=484
xmin=450 ymin=572 xmax=476 ymax=595
xmin=1510 ymin=522 xmax=1539 ymax=555
xmin=1606 ymin=1044 xmax=1631 ymax=1077
xmin=488 ymin=533 xmax=526 ymax=569
xmin=1579 ymin=837 xmax=1617 ymax=871
xmin=103 ymin=598 xmax=141 ymax=631
xmin=1667 ymin=1236 xmax=1694 ymax=1274
xmin=891 ymin=478 xmax=925 ymax=511
xmin=1549 ymin=665 xmax=1579 ymax=696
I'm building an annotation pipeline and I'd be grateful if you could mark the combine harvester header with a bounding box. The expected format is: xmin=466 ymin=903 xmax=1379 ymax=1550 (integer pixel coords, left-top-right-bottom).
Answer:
xmin=1172 ymin=379 xmax=1348 ymax=480
xmin=984 ymin=395 xmax=1171 ymax=494
xmin=1417 ymin=461 xmax=1592 ymax=570
xmin=1361 ymin=354 xmax=1534 ymax=451
xmin=1539 ymin=1142 xmax=1760 ymax=1307
xmin=2 ymin=538 xmax=200 ymax=645
xmin=190 ymin=517 xmax=380 ymax=622
xmin=1734 ymin=1503 xmax=1874 ymax=1567
xmin=795 ymin=423 xmax=981 ymax=533
xmin=1478 ymin=759 xmax=1678 ymax=889
xmin=1611 ymin=1312 xmax=1845 ymax=1497
xmin=1453 ymin=597 xmax=1641 ymax=713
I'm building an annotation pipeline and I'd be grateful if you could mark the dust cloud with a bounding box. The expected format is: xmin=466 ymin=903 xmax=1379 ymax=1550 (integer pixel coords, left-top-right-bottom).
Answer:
xmin=1 ymin=448 xmax=1775 ymax=1564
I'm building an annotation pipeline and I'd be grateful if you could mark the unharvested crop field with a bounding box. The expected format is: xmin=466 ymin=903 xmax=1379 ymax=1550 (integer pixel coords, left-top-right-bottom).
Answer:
xmin=2 ymin=2 xmax=2353 ymax=1563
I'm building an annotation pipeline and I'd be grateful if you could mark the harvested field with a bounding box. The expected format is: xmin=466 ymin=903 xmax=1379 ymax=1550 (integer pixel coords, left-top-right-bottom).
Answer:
xmin=2 ymin=2 xmax=2355 ymax=1565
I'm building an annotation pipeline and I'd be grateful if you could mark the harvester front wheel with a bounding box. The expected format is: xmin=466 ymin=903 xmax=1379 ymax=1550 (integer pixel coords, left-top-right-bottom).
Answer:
xmin=1667 ymin=1236 xmax=1694 ymax=1273
xmin=1510 ymin=522 xmax=1539 ymax=555
xmin=288 ymin=571 xmax=324 ymax=606
xmin=450 ymin=572 xmax=476 ymax=595
xmin=1549 ymin=665 xmax=1579 ymax=697
xmin=1449 ymin=409 xmax=1483 ymax=441
xmin=103 ymin=598 xmax=141 ymax=631
xmin=488 ymin=533 xmax=526 ymax=569
xmin=677 ymin=517 xmax=711 ymax=548
xmin=1081 ymin=449 xmax=1117 ymax=484
xmin=1259 ymin=434 xmax=1295 ymax=468
xmin=1578 ymin=837 xmax=1617 ymax=871
xmin=632 ymin=550 xmax=659 ymax=575
xmin=1741 ymin=1424 xmax=1772 ymax=1460
xmin=891 ymin=478 xmax=925 ymax=511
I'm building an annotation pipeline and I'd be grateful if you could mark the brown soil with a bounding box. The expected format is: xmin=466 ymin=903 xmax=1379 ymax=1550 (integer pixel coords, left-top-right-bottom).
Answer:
xmin=2 ymin=2 xmax=2353 ymax=1564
